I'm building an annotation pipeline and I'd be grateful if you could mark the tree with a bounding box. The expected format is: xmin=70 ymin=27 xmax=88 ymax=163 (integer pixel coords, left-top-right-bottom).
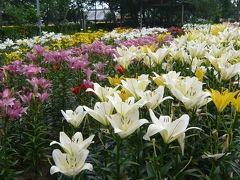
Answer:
xmin=4 ymin=0 xmax=38 ymax=25
xmin=233 ymin=0 xmax=240 ymax=20
xmin=220 ymin=0 xmax=235 ymax=19
xmin=41 ymin=0 xmax=72 ymax=26
xmin=0 ymin=0 xmax=3 ymax=27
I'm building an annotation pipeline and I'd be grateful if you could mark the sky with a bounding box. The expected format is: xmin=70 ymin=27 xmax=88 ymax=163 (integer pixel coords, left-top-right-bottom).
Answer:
xmin=90 ymin=2 xmax=109 ymax=9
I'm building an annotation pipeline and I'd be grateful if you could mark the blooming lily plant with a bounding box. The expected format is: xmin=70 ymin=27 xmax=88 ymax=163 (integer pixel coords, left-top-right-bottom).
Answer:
xmin=0 ymin=23 xmax=240 ymax=179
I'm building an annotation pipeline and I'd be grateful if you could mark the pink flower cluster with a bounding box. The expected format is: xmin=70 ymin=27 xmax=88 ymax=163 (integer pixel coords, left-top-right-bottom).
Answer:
xmin=4 ymin=60 xmax=48 ymax=78
xmin=1 ymin=54 xmax=52 ymax=121
xmin=66 ymin=55 xmax=90 ymax=71
xmin=72 ymin=41 xmax=117 ymax=57
xmin=0 ymin=89 xmax=27 ymax=120
xmin=44 ymin=50 xmax=71 ymax=64
xmin=116 ymin=35 xmax=158 ymax=47
xmin=66 ymin=55 xmax=109 ymax=81
xmin=25 ymin=45 xmax=47 ymax=62
xmin=28 ymin=45 xmax=110 ymax=82
xmin=26 ymin=77 xmax=51 ymax=103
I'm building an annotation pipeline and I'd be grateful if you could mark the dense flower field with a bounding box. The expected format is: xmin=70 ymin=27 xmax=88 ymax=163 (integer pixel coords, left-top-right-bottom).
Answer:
xmin=0 ymin=23 xmax=240 ymax=179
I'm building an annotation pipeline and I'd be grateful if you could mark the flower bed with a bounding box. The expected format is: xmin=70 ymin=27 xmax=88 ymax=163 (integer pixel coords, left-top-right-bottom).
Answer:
xmin=0 ymin=24 xmax=240 ymax=179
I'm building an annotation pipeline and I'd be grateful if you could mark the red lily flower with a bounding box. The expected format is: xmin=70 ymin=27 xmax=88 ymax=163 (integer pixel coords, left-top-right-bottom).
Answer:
xmin=115 ymin=65 xmax=125 ymax=74
xmin=53 ymin=65 xmax=60 ymax=71
xmin=71 ymin=86 xmax=81 ymax=94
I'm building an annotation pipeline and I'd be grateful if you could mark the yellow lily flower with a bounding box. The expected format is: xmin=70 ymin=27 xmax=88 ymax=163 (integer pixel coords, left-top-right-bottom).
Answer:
xmin=108 ymin=75 xmax=124 ymax=87
xmin=45 ymin=46 xmax=50 ymax=52
xmin=158 ymin=33 xmax=171 ymax=42
xmin=141 ymin=45 xmax=155 ymax=53
xmin=195 ymin=68 xmax=204 ymax=82
xmin=152 ymin=72 xmax=165 ymax=87
xmin=5 ymin=52 xmax=20 ymax=63
xmin=149 ymin=45 xmax=156 ymax=52
xmin=232 ymin=93 xmax=240 ymax=112
xmin=118 ymin=88 xmax=131 ymax=101
xmin=208 ymin=89 xmax=238 ymax=112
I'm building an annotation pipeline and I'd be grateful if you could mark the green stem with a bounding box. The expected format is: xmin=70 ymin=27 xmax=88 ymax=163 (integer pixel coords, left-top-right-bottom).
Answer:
xmin=160 ymin=143 xmax=168 ymax=166
xmin=229 ymin=111 xmax=237 ymax=150
xmin=211 ymin=159 xmax=216 ymax=179
xmin=136 ymin=130 xmax=141 ymax=178
xmin=215 ymin=113 xmax=222 ymax=154
xmin=3 ymin=110 xmax=9 ymax=175
xmin=116 ymin=136 xmax=122 ymax=180
xmin=232 ymin=111 xmax=238 ymax=132
xmin=152 ymin=138 xmax=160 ymax=180
xmin=69 ymin=175 xmax=76 ymax=180
xmin=207 ymin=108 xmax=213 ymax=153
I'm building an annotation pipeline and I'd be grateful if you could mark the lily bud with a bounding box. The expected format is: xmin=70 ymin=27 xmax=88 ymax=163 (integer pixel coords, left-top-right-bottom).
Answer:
xmin=222 ymin=134 xmax=229 ymax=153
xmin=212 ymin=129 xmax=218 ymax=142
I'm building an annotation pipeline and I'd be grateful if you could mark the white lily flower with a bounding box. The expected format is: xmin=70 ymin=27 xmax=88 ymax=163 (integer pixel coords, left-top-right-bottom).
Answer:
xmin=187 ymin=41 xmax=206 ymax=59
xmin=83 ymin=101 xmax=114 ymax=126
xmin=114 ymin=46 xmax=137 ymax=69
xmin=121 ymin=74 xmax=150 ymax=99
xmin=218 ymin=62 xmax=240 ymax=81
xmin=162 ymin=71 xmax=181 ymax=84
xmin=50 ymin=149 xmax=93 ymax=176
xmin=208 ymin=44 xmax=226 ymax=58
xmin=143 ymin=56 xmax=156 ymax=68
xmin=107 ymin=109 xmax=148 ymax=138
xmin=163 ymin=72 xmax=211 ymax=110
xmin=147 ymin=47 xmax=169 ymax=65
xmin=50 ymin=132 xmax=94 ymax=155
xmin=61 ymin=106 xmax=86 ymax=128
xmin=114 ymin=53 xmax=134 ymax=69
xmin=169 ymin=46 xmax=190 ymax=64
xmin=139 ymin=86 xmax=173 ymax=110
xmin=107 ymin=93 xmax=145 ymax=117
xmin=86 ymin=83 xmax=119 ymax=102
xmin=207 ymin=50 xmax=240 ymax=81
xmin=143 ymin=109 xmax=201 ymax=155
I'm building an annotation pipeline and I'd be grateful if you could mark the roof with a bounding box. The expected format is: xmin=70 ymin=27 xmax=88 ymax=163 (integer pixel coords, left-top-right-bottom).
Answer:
xmin=87 ymin=9 xmax=110 ymax=21
xmin=142 ymin=0 xmax=192 ymax=7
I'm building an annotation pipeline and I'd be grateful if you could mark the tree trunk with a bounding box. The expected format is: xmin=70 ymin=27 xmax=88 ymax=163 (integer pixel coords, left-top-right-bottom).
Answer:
xmin=60 ymin=7 xmax=70 ymax=32
xmin=76 ymin=0 xmax=82 ymax=24
xmin=129 ymin=1 xmax=139 ymax=27
xmin=108 ymin=2 xmax=117 ymax=25
xmin=142 ymin=8 xmax=146 ymax=27
xmin=95 ymin=1 xmax=97 ymax=24
xmin=237 ymin=1 xmax=240 ymax=21
xmin=120 ymin=2 xmax=123 ymax=27
xmin=0 ymin=0 xmax=3 ymax=27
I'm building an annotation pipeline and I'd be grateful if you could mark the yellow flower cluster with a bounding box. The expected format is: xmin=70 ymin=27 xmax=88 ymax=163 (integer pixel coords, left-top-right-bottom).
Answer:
xmin=69 ymin=30 xmax=106 ymax=46
xmin=51 ymin=30 xmax=107 ymax=49
xmin=114 ymin=27 xmax=132 ymax=34
xmin=210 ymin=24 xmax=228 ymax=35
xmin=158 ymin=32 xmax=171 ymax=42
xmin=5 ymin=52 xmax=21 ymax=64
xmin=141 ymin=45 xmax=156 ymax=53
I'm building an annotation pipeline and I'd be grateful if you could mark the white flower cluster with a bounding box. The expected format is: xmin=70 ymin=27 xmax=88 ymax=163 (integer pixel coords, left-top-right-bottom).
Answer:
xmin=83 ymin=74 xmax=202 ymax=148
xmin=0 ymin=31 xmax=71 ymax=51
xmin=115 ymin=24 xmax=240 ymax=81
xmin=100 ymin=27 xmax=167 ymax=41
xmin=182 ymin=23 xmax=212 ymax=32
xmin=50 ymin=131 xmax=94 ymax=176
